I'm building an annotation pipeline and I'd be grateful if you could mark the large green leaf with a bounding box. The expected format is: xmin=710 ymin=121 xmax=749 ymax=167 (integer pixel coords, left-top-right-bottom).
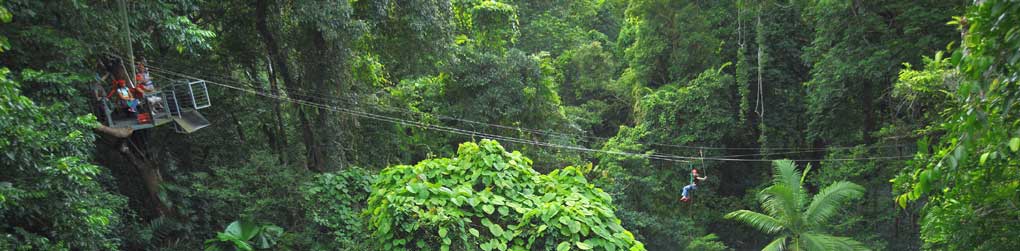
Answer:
xmin=224 ymin=220 xmax=261 ymax=241
xmin=256 ymin=225 xmax=283 ymax=249
xmin=576 ymin=241 xmax=593 ymax=250
xmin=557 ymin=241 xmax=571 ymax=251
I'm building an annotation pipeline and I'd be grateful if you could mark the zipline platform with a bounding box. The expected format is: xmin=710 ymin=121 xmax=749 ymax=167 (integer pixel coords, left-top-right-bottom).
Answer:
xmin=172 ymin=110 xmax=210 ymax=133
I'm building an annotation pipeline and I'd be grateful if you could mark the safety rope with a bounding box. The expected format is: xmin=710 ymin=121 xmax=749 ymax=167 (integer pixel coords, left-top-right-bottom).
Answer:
xmin=700 ymin=149 xmax=706 ymax=176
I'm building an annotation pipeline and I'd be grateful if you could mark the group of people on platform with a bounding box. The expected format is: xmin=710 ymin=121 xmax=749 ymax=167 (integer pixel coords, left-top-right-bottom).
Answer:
xmin=97 ymin=58 xmax=163 ymax=122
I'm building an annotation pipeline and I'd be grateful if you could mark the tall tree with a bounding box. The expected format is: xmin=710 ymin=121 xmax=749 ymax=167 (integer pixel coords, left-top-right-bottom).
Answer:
xmin=509 ymin=0 xmax=601 ymax=56
xmin=801 ymin=0 xmax=965 ymax=146
xmin=726 ymin=160 xmax=868 ymax=251
xmin=0 ymin=10 xmax=127 ymax=246
xmin=254 ymin=0 xmax=291 ymax=164
xmin=356 ymin=0 xmax=454 ymax=79
xmin=893 ymin=0 xmax=1020 ymax=249
xmin=617 ymin=0 xmax=723 ymax=89
xmin=746 ymin=1 xmax=812 ymax=152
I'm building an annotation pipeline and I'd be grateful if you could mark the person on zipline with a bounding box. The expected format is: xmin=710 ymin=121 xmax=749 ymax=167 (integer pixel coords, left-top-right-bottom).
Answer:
xmin=680 ymin=168 xmax=707 ymax=203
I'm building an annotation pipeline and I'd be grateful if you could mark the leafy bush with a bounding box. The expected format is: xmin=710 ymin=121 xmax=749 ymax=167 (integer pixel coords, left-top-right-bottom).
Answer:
xmin=685 ymin=234 xmax=730 ymax=251
xmin=300 ymin=168 xmax=374 ymax=248
xmin=366 ymin=139 xmax=645 ymax=251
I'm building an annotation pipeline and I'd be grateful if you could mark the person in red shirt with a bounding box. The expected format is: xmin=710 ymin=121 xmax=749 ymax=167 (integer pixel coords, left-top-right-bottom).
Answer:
xmin=135 ymin=61 xmax=156 ymax=93
xmin=680 ymin=168 xmax=707 ymax=202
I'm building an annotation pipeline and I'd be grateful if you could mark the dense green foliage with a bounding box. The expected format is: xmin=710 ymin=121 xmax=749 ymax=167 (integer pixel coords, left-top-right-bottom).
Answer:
xmin=0 ymin=8 xmax=126 ymax=249
xmin=891 ymin=0 xmax=1020 ymax=249
xmin=2 ymin=0 xmax=1017 ymax=250
xmin=1 ymin=60 xmax=126 ymax=250
xmin=366 ymin=140 xmax=644 ymax=250
xmin=300 ymin=168 xmax=373 ymax=248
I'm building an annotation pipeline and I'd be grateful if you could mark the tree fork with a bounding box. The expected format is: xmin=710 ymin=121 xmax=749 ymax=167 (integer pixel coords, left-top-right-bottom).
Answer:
xmin=94 ymin=125 xmax=179 ymax=219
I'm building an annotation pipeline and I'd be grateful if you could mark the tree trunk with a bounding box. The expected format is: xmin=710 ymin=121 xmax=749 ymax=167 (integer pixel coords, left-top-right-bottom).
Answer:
xmin=298 ymin=107 xmax=324 ymax=171
xmin=264 ymin=55 xmax=288 ymax=164
xmin=255 ymin=0 xmax=292 ymax=86
xmin=261 ymin=123 xmax=278 ymax=156
xmin=256 ymin=0 xmax=292 ymax=166
xmin=93 ymin=125 xmax=175 ymax=218
xmin=94 ymin=125 xmax=133 ymax=138
xmin=118 ymin=140 xmax=177 ymax=219
xmin=229 ymin=113 xmax=246 ymax=145
xmin=862 ymin=79 xmax=875 ymax=144
xmin=308 ymin=29 xmax=335 ymax=171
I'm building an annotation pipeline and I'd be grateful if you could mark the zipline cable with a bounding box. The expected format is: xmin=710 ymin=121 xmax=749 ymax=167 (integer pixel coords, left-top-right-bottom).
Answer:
xmin=123 ymin=56 xmax=908 ymax=152
xmin=146 ymin=67 xmax=913 ymax=163
xmin=144 ymin=65 xmax=594 ymax=140
xmin=144 ymin=64 xmax=913 ymax=163
xmin=146 ymin=71 xmax=698 ymax=163
xmin=140 ymin=61 xmax=912 ymax=153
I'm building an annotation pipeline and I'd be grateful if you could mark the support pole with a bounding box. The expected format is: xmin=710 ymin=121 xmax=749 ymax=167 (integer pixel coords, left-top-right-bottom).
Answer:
xmin=118 ymin=0 xmax=136 ymax=87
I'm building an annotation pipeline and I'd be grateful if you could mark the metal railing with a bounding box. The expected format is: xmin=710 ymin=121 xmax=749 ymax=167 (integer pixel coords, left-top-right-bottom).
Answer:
xmin=189 ymin=80 xmax=211 ymax=109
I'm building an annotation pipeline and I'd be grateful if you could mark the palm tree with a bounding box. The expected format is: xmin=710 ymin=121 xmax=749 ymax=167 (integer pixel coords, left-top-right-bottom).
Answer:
xmin=725 ymin=160 xmax=869 ymax=251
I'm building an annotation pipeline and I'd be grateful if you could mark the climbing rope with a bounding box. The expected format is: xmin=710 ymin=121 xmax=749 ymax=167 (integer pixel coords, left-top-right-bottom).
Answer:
xmin=754 ymin=6 xmax=765 ymax=121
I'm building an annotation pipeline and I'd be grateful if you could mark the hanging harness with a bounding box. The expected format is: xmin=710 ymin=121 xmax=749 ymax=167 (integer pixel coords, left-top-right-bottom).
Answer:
xmin=682 ymin=150 xmax=708 ymax=203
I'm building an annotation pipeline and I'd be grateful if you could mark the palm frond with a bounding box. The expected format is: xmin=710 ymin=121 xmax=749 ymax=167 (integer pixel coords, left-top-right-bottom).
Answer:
xmin=772 ymin=160 xmax=799 ymax=193
xmin=804 ymin=181 xmax=865 ymax=226
xmin=772 ymin=160 xmax=807 ymax=209
xmin=760 ymin=183 xmax=802 ymax=230
xmin=800 ymin=163 xmax=813 ymax=185
xmin=800 ymin=232 xmax=871 ymax=251
xmin=799 ymin=232 xmax=829 ymax=251
xmin=762 ymin=235 xmax=787 ymax=251
xmin=724 ymin=210 xmax=785 ymax=235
